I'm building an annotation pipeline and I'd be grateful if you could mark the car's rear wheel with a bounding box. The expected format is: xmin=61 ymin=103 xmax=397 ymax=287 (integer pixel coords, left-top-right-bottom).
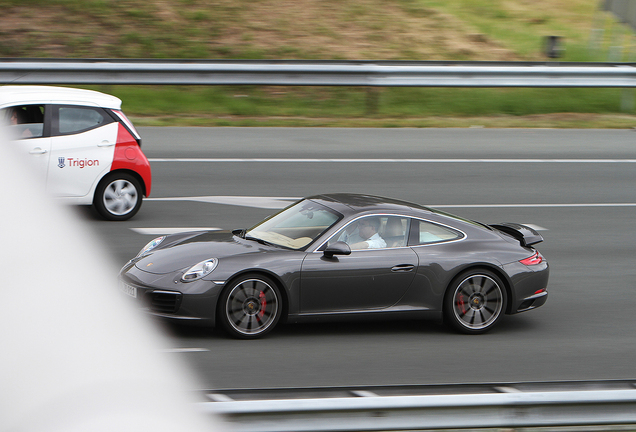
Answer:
xmin=219 ymin=274 xmax=282 ymax=339
xmin=444 ymin=269 xmax=506 ymax=334
xmin=94 ymin=172 xmax=143 ymax=221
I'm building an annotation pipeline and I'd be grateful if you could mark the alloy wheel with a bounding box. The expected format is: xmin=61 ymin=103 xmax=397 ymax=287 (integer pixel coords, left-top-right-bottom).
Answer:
xmin=103 ymin=179 xmax=139 ymax=216
xmin=224 ymin=278 xmax=280 ymax=337
xmin=451 ymin=273 xmax=504 ymax=332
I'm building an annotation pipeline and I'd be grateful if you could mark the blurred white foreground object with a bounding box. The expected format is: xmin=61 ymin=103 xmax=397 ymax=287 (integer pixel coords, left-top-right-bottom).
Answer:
xmin=0 ymin=131 xmax=220 ymax=432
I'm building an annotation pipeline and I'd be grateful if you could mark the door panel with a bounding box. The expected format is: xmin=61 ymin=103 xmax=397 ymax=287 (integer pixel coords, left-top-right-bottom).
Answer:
xmin=13 ymin=136 xmax=52 ymax=187
xmin=300 ymin=248 xmax=418 ymax=313
xmin=47 ymin=122 xmax=118 ymax=197
xmin=4 ymin=104 xmax=50 ymax=187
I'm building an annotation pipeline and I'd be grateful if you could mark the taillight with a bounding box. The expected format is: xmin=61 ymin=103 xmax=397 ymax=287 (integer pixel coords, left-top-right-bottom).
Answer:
xmin=520 ymin=251 xmax=543 ymax=266
xmin=111 ymin=109 xmax=141 ymax=142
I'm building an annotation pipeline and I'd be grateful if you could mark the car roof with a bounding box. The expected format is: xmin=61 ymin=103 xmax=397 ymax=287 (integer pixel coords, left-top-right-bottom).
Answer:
xmin=308 ymin=193 xmax=433 ymax=216
xmin=308 ymin=193 xmax=493 ymax=235
xmin=0 ymin=85 xmax=122 ymax=109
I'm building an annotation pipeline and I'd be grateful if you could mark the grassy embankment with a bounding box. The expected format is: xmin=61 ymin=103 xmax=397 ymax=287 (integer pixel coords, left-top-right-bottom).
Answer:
xmin=1 ymin=0 xmax=635 ymax=127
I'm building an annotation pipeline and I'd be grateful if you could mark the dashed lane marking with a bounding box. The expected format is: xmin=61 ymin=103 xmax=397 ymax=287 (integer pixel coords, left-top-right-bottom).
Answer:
xmin=146 ymin=195 xmax=297 ymax=209
xmin=160 ymin=348 xmax=209 ymax=353
xmin=134 ymin=199 xmax=636 ymax=235
xmin=130 ymin=227 xmax=221 ymax=235
xmin=144 ymin=195 xmax=636 ymax=210
xmin=521 ymin=224 xmax=548 ymax=231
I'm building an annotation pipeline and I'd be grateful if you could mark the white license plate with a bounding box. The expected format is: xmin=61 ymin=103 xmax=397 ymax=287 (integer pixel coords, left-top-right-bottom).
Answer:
xmin=120 ymin=281 xmax=137 ymax=298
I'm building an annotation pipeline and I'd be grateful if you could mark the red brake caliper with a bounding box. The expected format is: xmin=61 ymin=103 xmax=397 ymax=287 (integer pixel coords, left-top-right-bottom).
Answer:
xmin=457 ymin=293 xmax=467 ymax=314
xmin=259 ymin=291 xmax=266 ymax=317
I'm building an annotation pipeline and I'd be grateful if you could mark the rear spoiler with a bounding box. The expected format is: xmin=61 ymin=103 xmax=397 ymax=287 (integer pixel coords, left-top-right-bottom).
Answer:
xmin=490 ymin=222 xmax=543 ymax=247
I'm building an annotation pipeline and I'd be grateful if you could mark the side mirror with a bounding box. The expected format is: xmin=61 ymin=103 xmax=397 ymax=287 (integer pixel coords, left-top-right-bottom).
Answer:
xmin=323 ymin=241 xmax=351 ymax=258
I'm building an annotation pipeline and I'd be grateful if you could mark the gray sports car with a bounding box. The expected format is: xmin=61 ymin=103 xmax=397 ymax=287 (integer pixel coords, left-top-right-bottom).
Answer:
xmin=119 ymin=194 xmax=549 ymax=338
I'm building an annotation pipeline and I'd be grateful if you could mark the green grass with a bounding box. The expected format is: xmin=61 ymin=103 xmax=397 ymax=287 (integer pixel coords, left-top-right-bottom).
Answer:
xmin=90 ymin=85 xmax=635 ymax=128
xmin=3 ymin=0 xmax=636 ymax=127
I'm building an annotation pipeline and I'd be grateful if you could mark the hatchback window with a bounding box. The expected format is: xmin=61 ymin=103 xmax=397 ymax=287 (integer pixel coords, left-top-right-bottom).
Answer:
xmin=58 ymin=107 xmax=106 ymax=134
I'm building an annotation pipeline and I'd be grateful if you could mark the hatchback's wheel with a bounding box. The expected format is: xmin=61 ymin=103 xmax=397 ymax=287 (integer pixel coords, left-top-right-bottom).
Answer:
xmin=219 ymin=274 xmax=282 ymax=339
xmin=444 ymin=269 xmax=506 ymax=334
xmin=94 ymin=173 xmax=143 ymax=221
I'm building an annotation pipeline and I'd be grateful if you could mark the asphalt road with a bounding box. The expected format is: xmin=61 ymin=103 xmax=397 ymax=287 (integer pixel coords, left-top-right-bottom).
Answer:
xmin=83 ymin=127 xmax=636 ymax=390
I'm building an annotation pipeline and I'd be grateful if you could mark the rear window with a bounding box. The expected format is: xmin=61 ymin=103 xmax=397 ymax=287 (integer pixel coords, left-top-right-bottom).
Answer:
xmin=58 ymin=106 xmax=107 ymax=134
xmin=409 ymin=219 xmax=464 ymax=246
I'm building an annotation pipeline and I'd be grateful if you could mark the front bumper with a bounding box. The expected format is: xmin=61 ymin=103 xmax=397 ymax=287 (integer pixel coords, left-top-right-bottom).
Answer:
xmin=119 ymin=265 xmax=223 ymax=327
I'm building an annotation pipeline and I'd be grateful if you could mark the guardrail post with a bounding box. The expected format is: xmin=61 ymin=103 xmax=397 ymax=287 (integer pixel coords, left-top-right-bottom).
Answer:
xmin=366 ymin=87 xmax=379 ymax=115
xmin=621 ymin=87 xmax=634 ymax=111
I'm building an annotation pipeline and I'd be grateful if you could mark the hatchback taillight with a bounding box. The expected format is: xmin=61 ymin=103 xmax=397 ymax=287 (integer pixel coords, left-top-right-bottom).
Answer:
xmin=520 ymin=251 xmax=543 ymax=266
xmin=111 ymin=109 xmax=141 ymax=142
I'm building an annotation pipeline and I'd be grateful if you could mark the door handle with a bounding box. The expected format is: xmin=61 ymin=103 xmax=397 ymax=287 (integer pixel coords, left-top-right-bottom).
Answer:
xmin=29 ymin=148 xmax=47 ymax=155
xmin=391 ymin=264 xmax=415 ymax=272
xmin=98 ymin=140 xmax=115 ymax=147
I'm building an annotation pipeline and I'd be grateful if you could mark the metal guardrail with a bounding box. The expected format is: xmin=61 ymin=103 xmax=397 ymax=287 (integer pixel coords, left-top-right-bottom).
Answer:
xmin=199 ymin=380 xmax=636 ymax=432
xmin=2 ymin=59 xmax=636 ymax=87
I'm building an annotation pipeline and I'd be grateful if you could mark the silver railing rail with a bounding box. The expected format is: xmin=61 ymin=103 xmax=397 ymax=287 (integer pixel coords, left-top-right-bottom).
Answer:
xmin=199 ymin=380 xmax=636 ymax=432
xmin=2 ymin=59 xmax=636 ymax=87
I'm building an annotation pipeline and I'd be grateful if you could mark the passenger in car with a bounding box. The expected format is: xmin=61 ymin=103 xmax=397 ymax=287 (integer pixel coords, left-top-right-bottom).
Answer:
xmin=350 ymin=217 xmax=386 ymax=250
xmin=383 ymin=217 xmax=406 ymax=247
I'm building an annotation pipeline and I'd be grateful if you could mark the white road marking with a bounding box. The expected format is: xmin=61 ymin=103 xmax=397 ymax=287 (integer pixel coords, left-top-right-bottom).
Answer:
xmin=130 ymin=227 xmax=221 ymax=235
xmin=494 ymin=386 xmax=523 ymax=393
xmin=144 ymin=195 xmax=636 ymax=210
xmin=133 ymin=198 xmax=635 ymax=235
xmin=160 ymin=348 xmax=209 ymax=353
xmin=351 ymin=390 xmax=380 ymax=397
xmin=208 ymin=394 xmax=235 ymax=402
xmin=521 ymin=224 xmax=548 ymax=231
xmin=434 ymin=203 xmax=636 ymax=208
xmin=146 ymin=195 xmax=298 ymax=209
xmin=149 ymin=158 xmax=636 ymax=163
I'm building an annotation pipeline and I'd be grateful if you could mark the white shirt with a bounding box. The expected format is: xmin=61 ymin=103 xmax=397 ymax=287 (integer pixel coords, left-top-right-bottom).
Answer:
xmin=363 ymin=233 xmax=386 ymax=249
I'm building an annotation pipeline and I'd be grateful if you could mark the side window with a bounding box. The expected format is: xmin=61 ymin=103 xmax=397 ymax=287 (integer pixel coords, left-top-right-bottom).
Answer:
xmin=56 ymin=106 xmax=109 ymax=135
xmin=327 ymin=215 xmax=409 ymax=250
xmin=380 ymin=216 xmax=409 ymax=248
xmin=409 ymin=219 xmax=463 ymax=246
xmin=2 ymin=105 xmax=45 ymax=139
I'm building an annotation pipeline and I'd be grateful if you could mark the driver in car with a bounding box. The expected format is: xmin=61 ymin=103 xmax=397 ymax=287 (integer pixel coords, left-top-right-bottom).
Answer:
xmin=350 ymin=217 xmax=386 ymax=250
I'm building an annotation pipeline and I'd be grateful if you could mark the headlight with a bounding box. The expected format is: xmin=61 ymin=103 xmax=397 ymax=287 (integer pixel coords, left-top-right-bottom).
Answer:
xmin=182 ymin=258 xmax=218 ymax=282
xmin=136 ymin=236 xmax=166 ymax=257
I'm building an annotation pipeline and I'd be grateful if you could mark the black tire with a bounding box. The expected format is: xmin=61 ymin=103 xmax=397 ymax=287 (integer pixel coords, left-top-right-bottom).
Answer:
xmin=444 ymin=269 xmax=506 ymax=334
xmin=93 ymin=172 xmax=143 ymax=221
xmin=218 ymin=274 xmax=282 ymax=339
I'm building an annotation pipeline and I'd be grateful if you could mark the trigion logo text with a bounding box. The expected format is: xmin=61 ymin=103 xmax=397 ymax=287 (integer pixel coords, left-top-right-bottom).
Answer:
xmin=59 ymin=158 xmax=100 ymax=169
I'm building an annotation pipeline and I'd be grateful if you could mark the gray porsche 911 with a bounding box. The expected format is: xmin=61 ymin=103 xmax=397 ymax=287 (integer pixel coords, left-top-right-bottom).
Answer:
xmin=119 ymin=194 xmax=549 ymax=338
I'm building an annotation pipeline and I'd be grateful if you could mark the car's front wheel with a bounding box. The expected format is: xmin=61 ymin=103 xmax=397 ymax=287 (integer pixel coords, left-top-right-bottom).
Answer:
xmin=444 ymin=269 xmax=506 ymax=334
xmin=94 ymin=172 xmax=143 ymax=221
xmin=218 ymin=274 xmax=282 ymax=339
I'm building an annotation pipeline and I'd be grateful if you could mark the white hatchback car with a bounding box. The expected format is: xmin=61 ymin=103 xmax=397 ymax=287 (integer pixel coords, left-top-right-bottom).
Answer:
xmin=1 ymin=86 xmax=151 ymax=220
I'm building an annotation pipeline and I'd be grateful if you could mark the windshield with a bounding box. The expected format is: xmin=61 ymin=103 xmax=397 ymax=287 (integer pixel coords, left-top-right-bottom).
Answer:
xmin=245 ymin=199 xmax=342 ymax=250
